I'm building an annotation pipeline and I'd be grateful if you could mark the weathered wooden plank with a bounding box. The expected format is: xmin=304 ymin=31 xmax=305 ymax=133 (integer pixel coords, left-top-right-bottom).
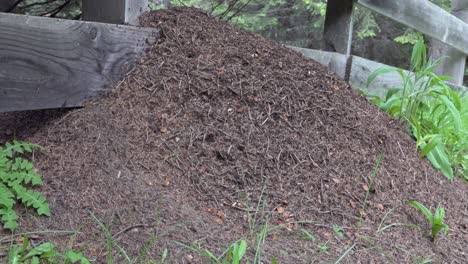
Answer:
xmin=430 ymin=0 xmax=468 ymax=85
xmin=0 ymin=12 xmax=159 ymax=112
xmin=322 ymin=0 xmax=355 ymax=56
xmin=82 ymin=0 xmax=148 ymax=25
xmin=289 ymin=46 xmax=347 ymax=79
xmin=349 ymin=56 xmax=467 ymax=96
xmin=291 ymin=47 xmax=467 ymax=98
xmin=358 ymin=0 xmax=468 ymax=55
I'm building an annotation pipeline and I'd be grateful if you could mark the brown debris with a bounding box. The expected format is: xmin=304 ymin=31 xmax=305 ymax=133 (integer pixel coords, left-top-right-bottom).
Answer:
xmin=0 ymin=7 xmax=466 ymax=263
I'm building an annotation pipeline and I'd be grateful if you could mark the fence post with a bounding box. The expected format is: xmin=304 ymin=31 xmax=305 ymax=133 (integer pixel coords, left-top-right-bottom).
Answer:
xmin=430 ymin=0 xmax=468 ymax=85
xmin=322 ymin=0 xmax=355 ymax=56
xmin=82 ymin=0 xmax=148 ymax=26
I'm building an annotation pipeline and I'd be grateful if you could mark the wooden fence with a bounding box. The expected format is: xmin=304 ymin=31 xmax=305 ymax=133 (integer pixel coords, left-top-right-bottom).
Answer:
xmin=0 ymin=0 xmax=467 ymax=112
xmin=0 ymin=0 xmax=157 ymax=112
xmin=301 ymin=0 xmax=468 ymax=96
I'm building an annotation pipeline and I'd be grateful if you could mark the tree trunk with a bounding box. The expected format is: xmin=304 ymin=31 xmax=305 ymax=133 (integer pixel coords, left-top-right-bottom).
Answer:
xmin=0 ymin=0 xmax=18 ymax=12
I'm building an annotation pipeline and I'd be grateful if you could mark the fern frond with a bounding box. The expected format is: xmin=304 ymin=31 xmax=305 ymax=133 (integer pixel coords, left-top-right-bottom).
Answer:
xmin=0 ymin=182 xmax=15 ymax=209
xmin=12 ymin=184 xmax=51 ymax=216
xmin=0 ymin=208 xmax=19 ymax=230
xmin=0 ymin=141 xmax=49 ymax=231
xmin=2 ymin=140 xmax=44 ymax=158
xmin=1 ymin=171 xmax=43 ymax=186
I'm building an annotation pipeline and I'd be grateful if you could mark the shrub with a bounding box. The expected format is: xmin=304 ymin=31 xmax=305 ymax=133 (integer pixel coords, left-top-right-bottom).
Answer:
xmin=365 ymin=37 xmax=467 ymax=180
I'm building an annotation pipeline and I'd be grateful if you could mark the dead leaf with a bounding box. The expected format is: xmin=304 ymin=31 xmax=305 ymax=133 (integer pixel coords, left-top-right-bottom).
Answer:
xmin=163 ymin=177 xmax=171 ymax=186
xmin=375 ymin=203 xmax=384 ymax=210
xmin=216 ymin=210 xmax=225 ymax=219
xmin=323 ymin=231 xmax=332 ymax=239
xmin=145 ymin=179 xmax=153 ymax=186
xmin=185 ymin=254 xmax=194 ymax=263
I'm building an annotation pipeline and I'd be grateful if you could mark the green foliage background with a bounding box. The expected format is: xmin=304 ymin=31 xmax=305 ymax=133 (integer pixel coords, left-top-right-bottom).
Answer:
xmin=152 ymin=0 xmax=452 ymax=44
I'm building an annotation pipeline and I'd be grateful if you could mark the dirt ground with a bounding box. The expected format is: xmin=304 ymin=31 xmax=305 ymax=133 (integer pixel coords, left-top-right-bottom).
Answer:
xmin=1 ymin=7 xmax=467 ymax=263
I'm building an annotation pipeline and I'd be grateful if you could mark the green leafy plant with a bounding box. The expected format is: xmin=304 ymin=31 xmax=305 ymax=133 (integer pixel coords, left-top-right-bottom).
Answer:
xmin=365 ymin=37 xmax=467 ymax=180
xmin=176 ymin=239 xmax=248 ymax=264
xmin=6 ymin=235 xmax=90 ymax=264
xmin=332 ymin=224 xmax=344 ymax=240
xmin=407 ymin=201 xmax=449 ymax=241
xmin=317 ymin=240 xmax=329 ymax=255
xmin=394 ymin=30 xmax=421 ymax=45
xmin=0 ymin=140 xmax=50 ymax=231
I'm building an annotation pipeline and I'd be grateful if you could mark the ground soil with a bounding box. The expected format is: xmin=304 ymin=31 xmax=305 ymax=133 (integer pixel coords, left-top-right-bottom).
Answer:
xmin=0 ymin=7 xmax=467 ymax=264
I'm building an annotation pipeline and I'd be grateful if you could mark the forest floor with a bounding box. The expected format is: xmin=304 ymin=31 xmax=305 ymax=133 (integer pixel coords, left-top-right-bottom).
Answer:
xmin=1 ymin=7 xmax=467 ymax=263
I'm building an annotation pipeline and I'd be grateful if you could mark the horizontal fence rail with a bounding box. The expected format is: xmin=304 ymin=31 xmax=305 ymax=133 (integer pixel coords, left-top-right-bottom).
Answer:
xmin=0 ymin=12 xmax=159 ymax=112
xmin=358 ymin=0 xmax=468 ymax=55
xmin=290 ymin=46 xmax=467 ymax=98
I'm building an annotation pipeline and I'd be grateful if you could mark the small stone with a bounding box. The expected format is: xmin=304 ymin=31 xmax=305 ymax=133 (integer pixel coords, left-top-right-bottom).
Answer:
xmin=185 ymin=254 xmax=194 ymax=263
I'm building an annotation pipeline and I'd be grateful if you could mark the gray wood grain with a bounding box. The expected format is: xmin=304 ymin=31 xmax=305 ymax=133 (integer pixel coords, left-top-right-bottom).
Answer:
xmin=0 ymin=12 xmax=159 ymax=112
xmin=290 ymin=47 xmax=467 ymax=98
xmin=430 ymin=0 xmax=468 ymax=85
xmin=322 ymin=0 xmax=355 ymax=56
xmin=358 ymin=0 xmax=468 ymax=55
xmin=289 ymin=46 xmax=347 ymax=80
xmin=82 ymin=0 xmax=148 ymax=25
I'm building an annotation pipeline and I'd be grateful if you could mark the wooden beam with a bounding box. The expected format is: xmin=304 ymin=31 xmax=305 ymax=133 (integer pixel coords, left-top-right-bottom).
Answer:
xmin=322 ymin=0 xmax=355 ymax=56
xmin=0 ymin=12 xmax=159 ymax=112
xmin=289 ymin=46 xmax=347 ymax=80
xmin=290 ymin=46 xmax=467 ymax=98
xmin=358 ymin=0 xmax=468 ymax=55
xmin=431 ymin=0 xmax=468 ymax=85
xmin=82 ymin=0 xmax=148 ymax=25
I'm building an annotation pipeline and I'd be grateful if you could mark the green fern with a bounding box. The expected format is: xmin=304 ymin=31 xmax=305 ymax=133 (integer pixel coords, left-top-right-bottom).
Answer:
xmin=0 ymin=140 xmax=49 ymax=231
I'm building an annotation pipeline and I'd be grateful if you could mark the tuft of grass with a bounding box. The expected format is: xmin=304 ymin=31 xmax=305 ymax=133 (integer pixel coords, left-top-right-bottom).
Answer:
xmin=407 ymin=201 xmax=449 ymax=241
xmin=365 ymin=37 xmax=467 ymax=180
xmin=334 ymin=243 xmax=356 ymax=264
xmin=359 ymin=152 xmax=384 ymax=224
xmin=175 ymin=180 xmax=276 ymax=264
xmin=175 ymin=239 xmax=248 ymax=264
xmin=89 ymin=211 xmax=131 ymax=264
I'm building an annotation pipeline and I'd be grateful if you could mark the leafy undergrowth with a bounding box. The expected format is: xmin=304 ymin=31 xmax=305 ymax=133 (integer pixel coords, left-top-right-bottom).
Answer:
xmin=0 ymin=141 xmax=50 ymax=231
xmin=365 ymin=38 xmax=468 ymax=180
xmin=3 ymin=235 xmax=90 ymax=264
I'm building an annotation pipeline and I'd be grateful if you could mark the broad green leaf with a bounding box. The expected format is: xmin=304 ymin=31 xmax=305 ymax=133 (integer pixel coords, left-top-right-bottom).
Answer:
xmin=439 ymin=95 xmax=461 ymax=133
xmin=63 ymin=251 xmax=91 ymax=264
xmin=366 ymin=66 xmax=398 ymax=87
xmin=22 ymin=242 xmax=56 ymax=260
xmin=426 ymin=144 xmax=454 ymax=180
xmin=407 ymin=201 xmax=433 ymax=223
xmin=272 ymin=257 xmax=278 ymax=264
xmin=238 ymin=240 xmax=247 ymax=260
xmin=419 ymin=136 xmax=442 ymax=158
